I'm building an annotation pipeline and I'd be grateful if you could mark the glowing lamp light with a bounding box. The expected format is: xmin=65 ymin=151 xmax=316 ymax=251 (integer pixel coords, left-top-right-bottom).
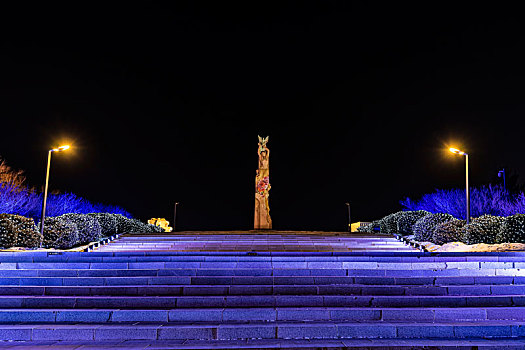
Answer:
xmin=52 ymin=145 xmax=70 ymax=152
xmin=449 ymin=147 xmax=466 ymax=156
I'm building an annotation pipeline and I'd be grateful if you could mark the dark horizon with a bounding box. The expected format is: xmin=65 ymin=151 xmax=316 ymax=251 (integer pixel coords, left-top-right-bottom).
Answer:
xmin=1 ymin=3 xmax=524 ymax=231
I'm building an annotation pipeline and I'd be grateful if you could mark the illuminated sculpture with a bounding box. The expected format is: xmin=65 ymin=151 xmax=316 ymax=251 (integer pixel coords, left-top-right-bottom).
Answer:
xmin=254 ymin=135 xmax=272 ymax=230
xmin=148 ymin=218 xmax=172 ymax=232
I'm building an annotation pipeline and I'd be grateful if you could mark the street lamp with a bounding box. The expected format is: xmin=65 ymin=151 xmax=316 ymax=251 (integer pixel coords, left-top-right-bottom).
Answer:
xmin=449 ymin=147 xmax=470 ymax=225
xmin=498 ymin=168 xmax=506 ymax=191
xmin=40 ymin=145 xmax=70 ymax=237
xmin=345 ymin=202 xmax=351 ymax=232
xmin=173 ymin=202 xmax=180 ymax=232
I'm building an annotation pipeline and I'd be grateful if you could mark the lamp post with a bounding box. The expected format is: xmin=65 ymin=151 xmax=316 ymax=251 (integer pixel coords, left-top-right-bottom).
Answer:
xmin=498 ymin=168 xmax=506 ymax=191
xmin=449 ymin=147 xmax=470 ymax=225
xmin=40 ymin=145 xmax=70 ymax=237
xmin=173 ymin=202 xmax=179 ymax=232
xmin=345 ymin=202 xmax=351 ymax=232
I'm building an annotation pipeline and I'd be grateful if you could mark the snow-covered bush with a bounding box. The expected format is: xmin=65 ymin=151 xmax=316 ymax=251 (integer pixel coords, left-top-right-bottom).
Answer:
xmin=60 ymin=213 xmax=102 ymax=244
xmin=147 ymin=223 xmax=165 ymax=233
xmin=0 ymin=214 xmax=41 ymax=248
xmin=40 ymin=216 xmax=79 ymax=249
xmin=369 ymin=220 xmax=382 ymax=233
xmin=432 ymin=219 xmax=466 ymax=245
xmin=88 ymin=213 xmax=118 ymax=236
xmin=413 ymin=213 xmax=455 ymax=242
xmin=117 ymin=217 xmax=151 ymax=233
xmin=112 ymin=214 xmax=131 ymax=234
xmin=496 ymin=214 xmax=525 ymax=243
xmin=357 ymin=222 xmax=373 ymax=232
xmin=461 ymin=214 xmax=505 ymax=245
xmin=10 ymin=214 xmax=41 ymax=248
xmin=0 ymin=214 xmax=18 ymax=248
xmin=397 ymin=210 xmax=430 ymax=235
xmin=379 ymin=212 xmax=405 ymax=234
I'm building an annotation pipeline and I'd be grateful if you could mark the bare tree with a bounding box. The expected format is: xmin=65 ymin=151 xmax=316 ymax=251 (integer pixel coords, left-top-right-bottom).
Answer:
xmin=0 ymin=157 xmax=26 ymax=188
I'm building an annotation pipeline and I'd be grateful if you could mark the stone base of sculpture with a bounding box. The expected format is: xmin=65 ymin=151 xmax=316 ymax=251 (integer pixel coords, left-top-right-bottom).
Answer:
xmin=254 ymin=192 xmax=272 ymax=230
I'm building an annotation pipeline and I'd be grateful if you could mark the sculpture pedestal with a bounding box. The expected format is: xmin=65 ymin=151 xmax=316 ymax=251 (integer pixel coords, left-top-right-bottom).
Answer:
xmin=254 ymin=194 xmax=272 ymax=230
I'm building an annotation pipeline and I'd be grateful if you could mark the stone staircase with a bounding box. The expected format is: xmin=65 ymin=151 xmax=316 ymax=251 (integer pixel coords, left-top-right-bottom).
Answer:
xmin=0 ymin=233 xmax=524 ymax=348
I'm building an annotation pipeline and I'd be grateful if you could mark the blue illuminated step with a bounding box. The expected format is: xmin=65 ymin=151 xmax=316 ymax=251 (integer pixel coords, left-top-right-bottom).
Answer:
xmin=0 ymin=321 xmax=524 ymax=341
xmin=1 ymin=307 xmax=525 ymax=323
xmin=2 ymin=338 xmax=524 ymax=349
xmin=0 ymin=295 xmax=521 ymax=308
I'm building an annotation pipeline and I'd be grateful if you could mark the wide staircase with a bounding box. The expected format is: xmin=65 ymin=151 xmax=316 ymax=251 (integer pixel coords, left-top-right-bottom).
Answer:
xmin=0 ymin=232 xmax=524 ymax=349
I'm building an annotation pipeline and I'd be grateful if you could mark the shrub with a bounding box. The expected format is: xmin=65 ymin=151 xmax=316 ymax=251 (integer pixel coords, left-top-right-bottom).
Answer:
xmin=88 ymin=213 xmax=118 ymax=236
xmin=413 ymin=213 xmax=455 ymax=242
xmin=369 ymin=220 xmax=382 ymax=233
xmin=118 ymin=217 xmax=151 ymax=233
xmin=40 ymin=217 xmax=79 ymax=249
xmin=432 ymin=219 xmax=466 ymax=245
xmin=357 ymin=223 xmax=373 ymax=233
xmin=0 ymin=214 xmax=18 ymax=248
xmin=0 ymin=214 xmax=41 ymax=248
xmin=111 ymin=214 xmax=130 ymax=234
xmin=104 ymin=214 xmax=164 ymax=234
xmin=10 ymin=214 xmax=41 ymax=248
xmin=397 ymin=210 xmax=431 ymax=235
xmin=60 ymin=213 xmax=102 ymax=244
xmin=461 ymin=214 xmax=505 ymax=245
xmin=496 ymin=214 xmax=525 ymax=243
xmin=147 ymin=224 xmax=165 ymax=233
xmin=379 ymin=212 xmax=405 ymax=234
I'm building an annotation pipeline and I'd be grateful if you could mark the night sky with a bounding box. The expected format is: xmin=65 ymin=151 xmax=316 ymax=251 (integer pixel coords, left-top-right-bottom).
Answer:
xmin=1 ymin=3 xmax=524 ymax=231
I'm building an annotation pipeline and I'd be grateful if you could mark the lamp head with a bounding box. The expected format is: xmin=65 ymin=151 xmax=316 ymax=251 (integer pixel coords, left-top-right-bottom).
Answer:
xmin=51 ymin=145 xmax=70 ymax=152
xmin=449 ymin=147 xmax=467 ymax=156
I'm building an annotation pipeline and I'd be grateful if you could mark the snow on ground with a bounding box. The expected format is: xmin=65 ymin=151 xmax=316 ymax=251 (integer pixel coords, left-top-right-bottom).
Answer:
xmin=417 ymin=241 xmax=525 ymax=252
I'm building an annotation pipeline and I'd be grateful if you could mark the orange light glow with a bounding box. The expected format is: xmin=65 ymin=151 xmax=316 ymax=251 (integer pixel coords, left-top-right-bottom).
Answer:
xmin=449 ymin=147 xmax=466 ymax=156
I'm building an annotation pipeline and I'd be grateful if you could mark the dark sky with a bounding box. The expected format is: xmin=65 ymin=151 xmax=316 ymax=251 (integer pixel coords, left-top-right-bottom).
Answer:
xmin=1 ymin=3 xmax=524 ymax=230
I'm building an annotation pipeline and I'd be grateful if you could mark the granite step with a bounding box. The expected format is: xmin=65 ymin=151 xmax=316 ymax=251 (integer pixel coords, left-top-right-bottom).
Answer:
xmin=1 ymin=234 xmax=525 ymax=347
xmin=1 ymin=307 xmax=525 ymax=323
xmin=2 ymin=338 xmax=525 ymax=349
xmin=0 ymin=321 xmax=524 ymax=341
xmin=2 ymin=251 xmax=525 ymax=261
xmin=1 ymin=283 xmax=523 ymax=297
xmin=2 ymin=261 xmax=524 ymax=269
xmin=0 ymin=294 xmax=522 ymax=308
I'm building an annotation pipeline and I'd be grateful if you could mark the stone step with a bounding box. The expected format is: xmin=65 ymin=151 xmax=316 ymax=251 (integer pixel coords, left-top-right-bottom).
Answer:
xmin=4 ymin=338 xmax=524 ymax=349
xmin=1 ymin=274 xmax=525 ymax=287
xmin=2 ymin=251 xmax=525 ymax=260
xmin=0 ymin=294 xmax=521 ymax=308
xmin=1 ymin=269 xmax=524 ymax=283
xmin=2 ymin=294 xmax=524 ymax=308
xmin=3 ymin=269 xmax=525 ymax=280
xmin=1 ymin=307 xmax=525 ymax=323
xmin=1 ymin=284 xmax=524 ymax=296
xmin=2 ymin=261 xmax=525 ymax=269
xmin=0 ymin=321 xmax=524 ymax=341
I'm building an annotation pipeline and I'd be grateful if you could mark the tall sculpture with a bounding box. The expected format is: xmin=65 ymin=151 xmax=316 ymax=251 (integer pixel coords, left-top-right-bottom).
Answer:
xmin=254 ymin=135 xmax=272 ymax=230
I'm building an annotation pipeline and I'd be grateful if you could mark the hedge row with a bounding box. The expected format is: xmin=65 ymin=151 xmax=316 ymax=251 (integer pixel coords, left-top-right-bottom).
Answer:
xmin=0 ymin=213 xmax=164 ymax=249
xmin=358 ymin=211 xmax=525 ymax=245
